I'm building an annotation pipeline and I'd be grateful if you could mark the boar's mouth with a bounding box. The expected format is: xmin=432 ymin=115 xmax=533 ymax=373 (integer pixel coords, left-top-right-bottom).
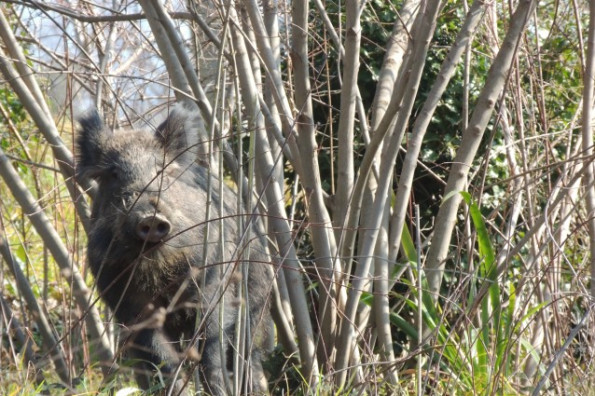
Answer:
xmin=124 ymin=242 xmax=195 ymax=291
xmin=134 ymin=236 xmax=194 ymax=263
xmin=132 ymin=237 xmax=170 ymax=256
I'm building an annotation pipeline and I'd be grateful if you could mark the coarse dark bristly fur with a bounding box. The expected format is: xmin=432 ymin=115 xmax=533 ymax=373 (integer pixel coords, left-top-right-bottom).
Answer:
xmin=76 ymin=104 xmax=273 ymax=395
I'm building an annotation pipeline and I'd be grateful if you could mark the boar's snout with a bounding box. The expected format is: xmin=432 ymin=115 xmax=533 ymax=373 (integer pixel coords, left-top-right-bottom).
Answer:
xmin=135 ymin=213 xmax=171 ymax=243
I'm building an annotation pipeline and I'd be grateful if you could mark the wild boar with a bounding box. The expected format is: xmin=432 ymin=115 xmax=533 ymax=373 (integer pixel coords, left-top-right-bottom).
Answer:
xmin=76 ymin=104 xmax=272 ymax=395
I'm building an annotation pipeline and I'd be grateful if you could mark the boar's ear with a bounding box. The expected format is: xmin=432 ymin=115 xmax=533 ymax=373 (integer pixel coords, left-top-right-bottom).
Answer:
xmin=155 ymin=104 xmax=202 ymax=161
xmin=76 ymin=110 xmax=111 ymax=179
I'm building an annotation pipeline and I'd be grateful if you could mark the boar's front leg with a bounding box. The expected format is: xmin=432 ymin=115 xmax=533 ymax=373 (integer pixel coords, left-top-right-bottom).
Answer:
xmin=200 ymin=329 xmax=229 ymax=396
xmin=126 ymin=327 xmax=188 ymax=394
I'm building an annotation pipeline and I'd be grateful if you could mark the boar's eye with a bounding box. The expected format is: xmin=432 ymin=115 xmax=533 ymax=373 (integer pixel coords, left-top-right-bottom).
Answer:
xmin=97 ymin=167 xmax=120 ymax=184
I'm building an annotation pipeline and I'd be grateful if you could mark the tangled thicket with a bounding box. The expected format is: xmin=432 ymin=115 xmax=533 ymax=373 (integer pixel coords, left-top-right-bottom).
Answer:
xmin=1 ymin=0 xmax=595 ymax=394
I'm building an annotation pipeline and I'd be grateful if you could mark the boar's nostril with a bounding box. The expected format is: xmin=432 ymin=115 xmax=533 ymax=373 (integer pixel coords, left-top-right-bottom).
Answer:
xmin=136 ymin=214 xmax=171 ymax=243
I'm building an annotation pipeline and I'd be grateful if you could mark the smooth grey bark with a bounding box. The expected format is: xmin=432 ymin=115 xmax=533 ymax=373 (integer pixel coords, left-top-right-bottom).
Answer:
xmin=229 ymin=9 xmax=319 ymax=384
xmin=387 ymin=0 xmax=486 ymax=265
xmin=260 ymin=0 xmax=298 ymax=358
xmin=334 ymin=0 xmax=362 ymax=234
xmin=360 ymin=1 xmax=419 ymax=282
xmin=237 ymin=0 xmax=299 ymax=371
xmin=337 ymin=0 xmax=424 ymax=270
xmin=334 ymin=1 xmax=442 ymax=386
xmin=372 ymin=200 xmax=398 ymax=384
xmin=240 ymin=0 xmax=303 ymax=176
xmin=262 ymin=0 xmax=285 ymax=198
xmin=581 ymin=0 xmax=595 ymax=298
xmin=424 ymin=0 xmax=537 ymax=300
xmin=243 ymin=0 xmax=298 ymax=142
xmin=369 ymin=0 xmax=420 ymax=130
xmin=291 ymin=0 xmax=337 ymax=379
xmin=318 ymin=0 xmax=363 ymax=369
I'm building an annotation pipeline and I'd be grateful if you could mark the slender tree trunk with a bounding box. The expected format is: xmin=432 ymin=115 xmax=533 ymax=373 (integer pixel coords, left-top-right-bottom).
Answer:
xmin=334 ymin=1 xmax=442 ymax=386
xmin=229 ymin=7 xmax=320 ymax=384
xmin=387 ymin=0 xmax=486 ymax=266
xmin=424 ymin=0 xmax=537 ymax=301
xmin=582 ymin=0 xmax=595 ymax=299
xmin=291 ymin=0 xmax=336 ymax=380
